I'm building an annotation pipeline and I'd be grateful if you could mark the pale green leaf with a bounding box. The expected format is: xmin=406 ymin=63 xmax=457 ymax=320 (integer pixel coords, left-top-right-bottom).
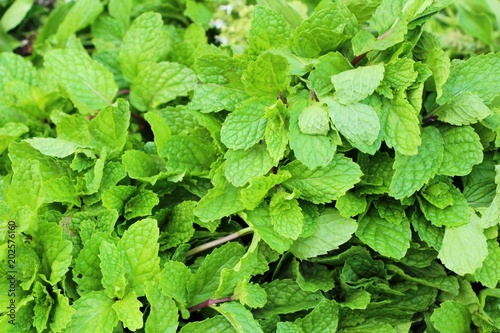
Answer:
xmin=298 ymin=103 xmax=330 ymax=135
xmin=434 ymin=92 xmax=492 ymax=125
xmin=356 ymin=210 xmax=411 ymax=260
xmin=474 ymin=240 xmax=500 ymax=288
xmin=418 ymin=184 xmax=469 ymax=227
xmin=215 ymin=302 xmax=264 ymax=333
xmin=225 ymin=143 xmax=275 ymax=187
xmin=389 ymin=126 xmax=444 ymax=199
xmin=179 ymin=316 xmax=235 ymax=333
xmin=159 ymin=260 xmax=192 ymax=305
xmin=145 ymin=282 xmax=178 ymax=333
xmin=55 ymin=0 xmax=103 ymax=47
xmin=112 ymin=292 xmax=143 ymax=331
xmin=282 ymin=155 xmax=363 ymax=204
xmin=331 ymin=64 xmax=384 ymax=105
xmin=438 ymin=212 xmax=488 ymax=275
xmin=294 ymin=299 xmax=339 ymax=333
xmin=242 ymin=52 xmax=290 ymax=97
xmin=189 ymin=84 xmax=249 ymax=113
xmin=44 ymin=48 xmax=117 ymax=114
xmin=308 ymin=52 xmax=352 ymax=96
xmin=291 ymin=208 xmax=356 ymax=259
xmin=130 ymin=62 xmax=197 ymax=111
xmin=65 ymin=291 xmax=118 ymax=333
xmin=431 ymin=301 xmax=471 ymax=333
xmin=99 ymin=241 xmax=127 ymax=299
xmin=270 ymin=191 xmax=304 ymax=240
xmin=249 ymin=6 xmax=290 ymax=54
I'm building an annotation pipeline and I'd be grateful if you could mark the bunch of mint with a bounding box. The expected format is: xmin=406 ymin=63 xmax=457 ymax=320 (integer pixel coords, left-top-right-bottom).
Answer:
xmin=0 ymin=0 xmax=500 ymax=332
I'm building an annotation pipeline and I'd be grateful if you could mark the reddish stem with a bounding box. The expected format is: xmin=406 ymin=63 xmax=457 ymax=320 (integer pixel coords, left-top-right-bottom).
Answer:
xmin=188 ymin=297 xmax=234 ymax=313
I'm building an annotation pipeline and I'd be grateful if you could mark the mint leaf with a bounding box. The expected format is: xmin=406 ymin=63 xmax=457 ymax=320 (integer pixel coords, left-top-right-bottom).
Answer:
xmin=294 ymin=299 xmax=339 ymax=333
xmin=290 ymin=208 xmax=357 ymax=259
xmin=474 ymin=240 xmax=500 ymax=288
xmin=335 ymin=191 xmax=367 ymax=218
xmin=289 ymin=93 xmax=337 ymax=169
xmin=187 ymin=242 xmax=245 ymax=307
xmin=117 ymin=218 xmax=160 ymax=297
xmin=145 ymin=282 xmax=178 ymax=333
xmin=179 ymin=316 xmax=235 ymax=333
xmin=389 ymin=126 xmax=444 ymax=199
xmin=281 ymin=155 xmax=363 ymax=204
xmin=189 ymin=84 xmax=250 ymax=113
xmin=123 ymin=189 xmax=159 ymax=220
xmin=264 ymin=99 xmax=288 ymax=162
xmin=221 ymin=97 xmax=272 ymax=150
xmin=159 ymin=261 xmax=192 ymax=305
xmin=44 ymin=48 xmax=117 ymax=114
xmin=382 ymin=58 xmax=418 ymax=91
xmin=380 ymin=94 xmax=421 ymax=155
xmin=292 ymin=2 xmax=357 ymax=58
xmin=430 ymin=301 xmax=471 ymax=333
xmin=215 ymin=302 xmax=264 ymax=333
xmin=99 ymin=241 xmax=127 ymax=299
xmin=437 ymin=125 xmax=483 ymax=176
xmin=130 ymin=62 xmax=197 ymax=111
xmin=0 ymin=122 xmax=29 ymax=154
xmin=242 ymin=52 xmax=290 ymax=97
xmin=269 ymin=191 xmax=304 ymax=240
xmin=88 ymin=99 xmax=130 ymax=158
xmin=433 ymin=91 xmax=492 ymax=126
xmin=118 ymin=12 xmax=164 ymax=82
xmin=308 ymin=52 xmax=352 ymax=96
xmin=241 ymin=171 xmax=291 ymax=210
xmin=225 ymin=143 xmax=275 ymax=187
xmin=439 ymin=53 xmax=500 ymax=105
xmin=112 ymin=292 xmax=143 ymax=331
xmin=54 ymin=0 xmax=103 ymax=47
xmin=298 ymin=103 xmax=330 ymax=135
xmin=438 ymin=212 xmax=488 ymax=275
xmin=65 ymin=291 xmax=118 ymax=333
xmin=356 ymin=209 xmax=411 ymax=260
xmin=249 ymin=6 xmax=290 ymax=54
xmin=331 ymin=64 xmax=384 ymax=105
xmin=418 ymin=184 xmax=469 ymax=227
xmin=326 ymin=99 xmax=380 ymax=147
xmin=242 ymin=204 xmax=293 ymax=254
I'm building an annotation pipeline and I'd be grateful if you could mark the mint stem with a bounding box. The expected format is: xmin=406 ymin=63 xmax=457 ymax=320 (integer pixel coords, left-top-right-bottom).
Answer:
xmin=351 ymin=21 xmax=396 ymax=66
xmin=188 ymin=296 xmax=234 ymax=313
xmin=186 ymin=227 xmax=253 ymax=257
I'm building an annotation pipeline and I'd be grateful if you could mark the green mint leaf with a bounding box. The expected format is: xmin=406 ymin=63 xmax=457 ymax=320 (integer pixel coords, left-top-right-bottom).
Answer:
xmin=54 ymin=0 xmax=103 ymax=47
xmin=130 ymin=62 xmax=197 ymax=111
xmin=159 ymin=260 xmax=192 ymax=305
xmin=308 ymin=52 xmax=352 ymax=97
xmin=144 ymin=111 xmax=171 ymax=155
xmin=326 ymin=99 xmax=380 ymax=147
xmin=0 ymin=122 xmax=29 ymax=154
xmin=195 ymin=172 xmax=245 ymax=222
xmin=194 ymin=54 xmax=247 ymax=87
xmin=257 ymin=0 xmax=303 ymax=29
xmin=145 ymin=282 xmax=179 ymax=333
xmin=463 ymin=158 xmax=497 ymax=208
xmin=270 ymin=191 xmax=304 ymax=240
xmin=118 ymin=12 xmax=164 ymax=82
xmin=215 ymin=302 xmax=264 ymax=333
xmin=295 ymin=261 xmax=335 ymax=292
xmin=411 ymin=210 xmax=444 ymax=250
xmin=294 ymin=299 xmax=339 ymax=333
xmin=420 ymin=177 xmax=455 ymax=209
xmin=331 ymin=64 xmax=384 ymax=105
xmin=418 ymin=184 xmax=469 ymax=227
xmin=298 ymin=103 xmax=330 ymax=135
xmin=430 ymin=301 xmax=471 ymax=333
xmin=382 ymin=58 xmax=418 ymax=91
xmin=65 ymin=291 xmax=118 ymax=333
xmin=5 ymin=159 xmax=43 ymax=215
xmin=438 ymin=212 xmax=488 ymax=275
xmin=189 ymin=84 xmax=250 ymax=113
xmin=179 ymin=316 xmax=235 ymax=333
xmin=474 ymin=240 xmax=500 ymax=288
xmin=292 ymin=2 xmax=357 ymax=58
xmin=117 ymin=218 xmax=160 ymax=297
xmin=221 ymin=97 xmax=272 ymax=150
xmin=121 ymin=150 xmax=162 ymax=185
xmin=25 ymin=138 xmax=83 ymax=158
xmin=254 ymin=279 xmax=323 ymax=318
xmin=88 ymin=99 xmax=130 ymax=158
xmin=433 ymin=91 xmax=492 ymax=126
xmin=249 ymin=6 xmax=290 ymax=54
xmin=33 ymin=282 xmax=53 ymax=332
xmin=373 ymin=198 xmax=407 ymax=224
xmin=356 ymin=209 xmax=412 ymax=260
xmin=233 ymin=280 xmax=267 ymax=309
xmin=241 ymin=171 xmax=291 ymax=210
xmin=44 ymin=48 xmax=117 ymax=114
xmin=51 ymin=288 xmax=76 ymax=332
xmin=281 ymin=155 xmax=363 ymax=204
xmin=381 ymin=94 xmax=421 ymax=155
xmin=123 ymin=189 xmax=159 ymax=220
xmin=437 ymin=125 xmax=483 ymax=176
xmin=276 ymin=322 xmax=303 ymax=333
xmin=162 ymin=201 xmax=196 ymax=249
xmin=99 ymin=241 xmax=127 ymax=299
xmin=264 ymin=100 xmax=289 ymax=162
xmin=241 ymin=204 xmax=293 ymax=254
xmin=112 ymin=291 xmax=143 ymax=331
xmin=187 ymin=242 xmax=245 ymax=307
xmin=102 ymin=185 xmax=136 ymax=214
xmin=242 ymin=52 xmax=290 ymax=97
xmin=289 ymin=94 xmax=336 ymax=169
xmin=290 ymin=208 xmax=357 ymax=259
xmin=439 ymin=53 xmax=500 ymax=105
xmin=335 ymin=191 xmax=368 ymax=218
xmin=108 ymin=0 xmax=131 ymax=31
xmin=389 ymin=126 xmax=444 ymax=199
xmin=184 ymin=0 xmax=213 ymax=28
xmin=34 ymin=222 xmax=73 ymax=285
xmin=225 ymin=143 xmax=275 ymax=187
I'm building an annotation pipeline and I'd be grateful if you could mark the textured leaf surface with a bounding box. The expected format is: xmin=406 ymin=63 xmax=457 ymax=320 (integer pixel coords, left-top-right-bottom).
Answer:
xmin=282 ymin=155 xmax=363 ymax=204
xmin=430 ymin=301 xmax=471 ymax=333
xmin=249 ymin=6 xmax=290 ymax=54
xmin=434 ymin=91 xmax=492 ymax=125
xmin=216 ymin=302 xmax=264 ymax=333
xmin=242 ymin=52 xmax=290 ymax=97
xmin=418 ymin=185 xmax=470 ymax=227
xmin=65 ymin=291 xmax=118 ymax=333
xmin=225 ymin=143 xmax=275 ymax=187
xmin=331 ymin=64 xmax=384 ymax=105
xmin=145 ymin=282 xmax=178 ymax=333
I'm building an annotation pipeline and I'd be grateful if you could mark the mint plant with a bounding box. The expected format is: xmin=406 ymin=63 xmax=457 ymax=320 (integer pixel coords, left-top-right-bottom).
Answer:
xmin=1 ymin=0 xmax=500 ymax=332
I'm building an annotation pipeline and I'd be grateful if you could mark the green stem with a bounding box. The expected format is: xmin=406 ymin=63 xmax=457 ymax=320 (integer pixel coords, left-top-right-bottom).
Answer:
xmin=186 ymin=227 xmax=253 ymax=257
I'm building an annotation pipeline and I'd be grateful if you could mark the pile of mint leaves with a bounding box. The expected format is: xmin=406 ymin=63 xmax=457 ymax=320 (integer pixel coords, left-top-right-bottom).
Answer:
xmin=1 ymin=0 xmax=500 ymax=332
